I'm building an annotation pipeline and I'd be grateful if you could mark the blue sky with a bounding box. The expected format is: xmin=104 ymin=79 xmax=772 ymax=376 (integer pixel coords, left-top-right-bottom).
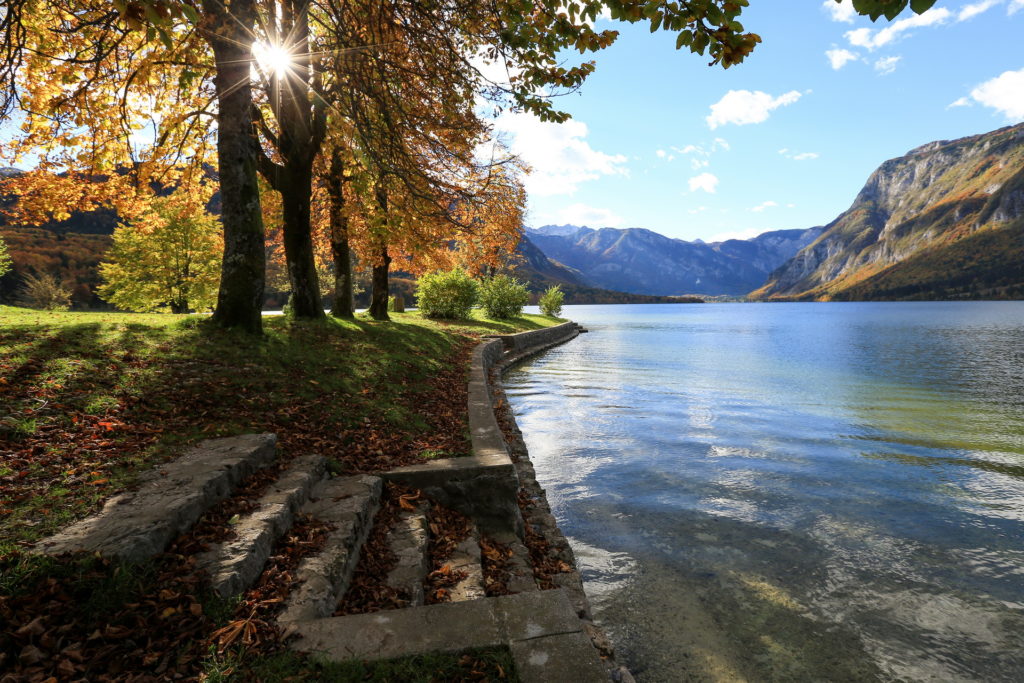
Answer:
xmin=497 ymin=0 xmax=1024 ymax=242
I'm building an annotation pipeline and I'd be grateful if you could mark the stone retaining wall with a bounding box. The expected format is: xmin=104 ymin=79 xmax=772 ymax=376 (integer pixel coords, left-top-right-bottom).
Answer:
xmin=382 ymin=321 xmax=580 ymax=536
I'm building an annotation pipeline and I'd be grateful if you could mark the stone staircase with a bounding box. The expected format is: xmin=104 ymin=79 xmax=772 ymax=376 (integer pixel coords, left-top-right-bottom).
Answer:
xmin=36 ymin=430 xmax=616 ymax=682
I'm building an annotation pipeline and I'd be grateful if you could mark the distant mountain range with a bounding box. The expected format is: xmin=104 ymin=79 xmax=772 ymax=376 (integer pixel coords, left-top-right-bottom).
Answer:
xmin=509 ymin=234 xmax=700 ymax=304
xmin=753 ymin=123 xmax=1024 ymax=300
xmin=522 ymin=224 xmax=822 ymax=296
xmin=521 ymin=123 xmax=1024 ymax=301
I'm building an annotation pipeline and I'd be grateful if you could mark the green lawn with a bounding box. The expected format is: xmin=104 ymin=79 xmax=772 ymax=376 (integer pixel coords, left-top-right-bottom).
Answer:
xmin=0 ymin=305 xmax=562 ymax=551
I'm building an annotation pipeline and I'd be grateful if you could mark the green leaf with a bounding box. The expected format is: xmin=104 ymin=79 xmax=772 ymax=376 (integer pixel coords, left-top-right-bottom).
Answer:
xmin=181 ymin=4 xmax=200 ymax=24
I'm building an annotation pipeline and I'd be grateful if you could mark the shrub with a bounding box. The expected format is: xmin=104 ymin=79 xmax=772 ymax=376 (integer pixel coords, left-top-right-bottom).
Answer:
xmin=479 ymin=274 xmax=530 ymax=319
xmin=19 ymin=272 xmax=71 ymax=311
xmin=538 ymin=285 xmax=565 ymax=317
xmin=416 ymin=268 xmax=478 ymax=319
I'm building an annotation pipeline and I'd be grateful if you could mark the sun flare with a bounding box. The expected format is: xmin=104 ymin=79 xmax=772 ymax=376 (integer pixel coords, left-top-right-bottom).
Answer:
xmin=253 ymin=42 xmax=292 ymax=78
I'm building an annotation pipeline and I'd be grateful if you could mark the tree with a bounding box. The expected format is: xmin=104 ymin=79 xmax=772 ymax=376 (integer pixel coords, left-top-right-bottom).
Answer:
xmin=0 ymin=0 xmax=265 ymax=331
xmin=0 ymin=236 xmax=11 ymax=278
xmin=99 ymin=186 xmax=222 ymax=313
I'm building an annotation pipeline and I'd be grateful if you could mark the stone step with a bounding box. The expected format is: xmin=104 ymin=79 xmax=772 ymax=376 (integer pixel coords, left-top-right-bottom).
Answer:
xmin=446 ymin=525 xmax=486 ymax=603
xmin=384 ymin=504 xmax=431 ymax=607
xmin=198 ymin=454 xmax=327 ymax=599
xmin=291 ymin=589 xmax=610 ymax=683
xmin=490 ymin=531 xmax=540 ymax=595
xmin=35 ymin=434 xmax=278 ymax=562
xmin=278 ymin=474 xmax=382 ymax=624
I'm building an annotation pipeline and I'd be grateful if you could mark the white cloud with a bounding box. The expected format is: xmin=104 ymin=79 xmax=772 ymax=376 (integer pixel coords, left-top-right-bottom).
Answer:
xmin=779 ymin=149 xmax=819 ymax=161
xmin=537 ymin=203 xmax=623 ymax=228
xmin=708 ymin=227 xmax=767 ymax=242
xmin=656 ymin=149 xmax=667 ymax=158
xmin=690 ymin=158 xmax=709 ymax=170
xmin=959 ymin=0 xmax=1000 ymax=21
xmin=751 ymin=200 xmax=778 ymax=213
xmin=969 ymin=68 xmax=1024 ymax=120
xmin=874 ymin=55 xmax=902 ymax=74
xmin=845 ymin=8 xmax=951 ymax=50
xmin=823 ymin=0 xmax=857 ymax=23
xmin=786 ymin=203 xmax=797 ymax=208
xmin=688 ymin=172 xmax=719 ymax=194
xmin=706 ymin=90 xmax=802 ymax=129
xmin=826 ymin=48 xmax=859 ymax=70
xmin=1011 ymin=0 xmax=1024 ymax=14
xmin=947 ymin=96 xmax=973 ymax=109
xmin=494 ymin=112 xmax=628 ymax=196
xmin=687 ymin=206 xmax=709 ymax=215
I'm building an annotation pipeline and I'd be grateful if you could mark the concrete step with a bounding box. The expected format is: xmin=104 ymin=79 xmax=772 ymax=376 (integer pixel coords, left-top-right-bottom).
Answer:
xmin=446 ymin=525 xmax=486 ymax=603
xmin=291 ymin=589 xmax=610 ymax=683
xmin=278 ymin=474 xmax=382 ymax=624
xmin=198 ymin=454 xmax=327 ymax=599
xmin=384 ymin=504 xmax=431 ymax=607
xmin=35 ymin=434 xmax=278 ymax=562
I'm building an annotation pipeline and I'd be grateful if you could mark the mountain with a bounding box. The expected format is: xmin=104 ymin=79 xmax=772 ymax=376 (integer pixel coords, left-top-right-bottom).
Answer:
xmin=753 ymin=123 xmax=1024 ymax=300
xmin=527 ymin=224 xmax=823 ymax=296
xmin=509 ymin=234 xmax=701 ymax=304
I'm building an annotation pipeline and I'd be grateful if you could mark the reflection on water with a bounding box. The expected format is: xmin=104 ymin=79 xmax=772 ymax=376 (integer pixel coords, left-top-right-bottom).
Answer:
xmin=505 ymin=302 xmax=1024 ymax=682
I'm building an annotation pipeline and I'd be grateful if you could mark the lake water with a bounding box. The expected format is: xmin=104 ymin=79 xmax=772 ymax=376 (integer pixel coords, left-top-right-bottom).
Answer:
xmin=505 ymin=302 xmax=1024 ymax=682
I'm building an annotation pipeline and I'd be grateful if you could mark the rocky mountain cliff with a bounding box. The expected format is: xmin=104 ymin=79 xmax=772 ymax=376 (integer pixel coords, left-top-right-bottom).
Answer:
xmin=753 ymin=123 xmax=1024 ymax=300
xmin=527 ymin=224 xmax=822 ymax=296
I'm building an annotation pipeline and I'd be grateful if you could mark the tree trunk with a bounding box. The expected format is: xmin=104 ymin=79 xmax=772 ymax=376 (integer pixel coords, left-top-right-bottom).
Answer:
xmin=204 ymin=0 xmax=265 ymax=334
xmin=280 ymin=167 xmax=324 ymax=319
xmin=327 ymin=149 xmax=354 ymax=318
xmin=171 ymin=300 xmax=188 ymax=314
xmin=264 ymin=2 xmax=324 ymax=321
xmin=368 ymin=244 xmax=391 ymax=321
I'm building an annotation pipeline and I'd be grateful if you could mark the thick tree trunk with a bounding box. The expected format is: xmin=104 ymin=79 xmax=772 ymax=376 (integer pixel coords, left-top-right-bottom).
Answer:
xmin=280 ymin=166 xmax=324 ymax=319
xmin=262 ymin=2 xmax=324 ymax=321
xmin=204 ymin=0 xmax=265 ymax=334
xmin=327 ymin=150 xmax=354 ymax=318
xmin=368 ymin=245 xmax=391 ymax=321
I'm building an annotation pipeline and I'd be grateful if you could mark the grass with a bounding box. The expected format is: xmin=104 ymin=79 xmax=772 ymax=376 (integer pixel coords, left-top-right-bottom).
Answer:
xmin=0 ymin=305 xmax=562 ymax=552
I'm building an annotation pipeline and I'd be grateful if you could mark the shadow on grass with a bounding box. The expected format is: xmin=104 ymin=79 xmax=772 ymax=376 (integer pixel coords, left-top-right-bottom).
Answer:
xmin=0 ymin=311 xmax=485 ymax=547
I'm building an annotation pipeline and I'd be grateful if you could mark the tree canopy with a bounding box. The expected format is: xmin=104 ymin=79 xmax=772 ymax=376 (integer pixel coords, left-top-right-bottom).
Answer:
xmin=0 ymin=0 xmax=939 ymax=328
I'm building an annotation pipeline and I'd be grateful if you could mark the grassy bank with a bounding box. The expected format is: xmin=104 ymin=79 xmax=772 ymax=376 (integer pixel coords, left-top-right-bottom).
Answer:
xmin=0 ymin=305 xmax=560 ymax=552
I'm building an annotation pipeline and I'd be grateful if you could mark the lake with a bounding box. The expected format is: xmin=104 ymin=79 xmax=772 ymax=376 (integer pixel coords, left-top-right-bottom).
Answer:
xmin=505 ymin=302 xmax=1024 ymax=682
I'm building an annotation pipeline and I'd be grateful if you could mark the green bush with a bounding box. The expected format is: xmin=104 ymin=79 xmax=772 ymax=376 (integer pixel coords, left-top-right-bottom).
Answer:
xmin=479 ymin=274 xmax=530 ymax=319
xmin=416 ymin=268 xmax=479 ymax=319
xmin=538 ymin=285 xmax=565 ymax=317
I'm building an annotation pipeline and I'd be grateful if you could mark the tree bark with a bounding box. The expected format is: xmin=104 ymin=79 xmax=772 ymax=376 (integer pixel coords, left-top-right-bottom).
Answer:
xmin=204 ymin=0 xmax=265 ymax=334
xmin=280 ymin=166 xmax=323 ymax=319
xmin=258 ymin=2 xmax=325 ymax=321
xmin=327 ymin=149 xmax=354 ymax=318
xmin=368 ymin=244 xmax=391 ymax=321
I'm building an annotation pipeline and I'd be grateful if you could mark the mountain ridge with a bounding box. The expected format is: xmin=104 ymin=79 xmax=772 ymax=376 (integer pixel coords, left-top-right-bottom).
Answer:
xmin=526 ymin=224 xmax=823 ymax=296
xmin=753 ymin=123 xmax=1024 ymax=300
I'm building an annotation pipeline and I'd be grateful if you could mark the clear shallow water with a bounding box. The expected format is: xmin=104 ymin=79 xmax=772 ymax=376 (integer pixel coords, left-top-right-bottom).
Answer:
xmin=505 ymin=302 xmax=1024 ymax=682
